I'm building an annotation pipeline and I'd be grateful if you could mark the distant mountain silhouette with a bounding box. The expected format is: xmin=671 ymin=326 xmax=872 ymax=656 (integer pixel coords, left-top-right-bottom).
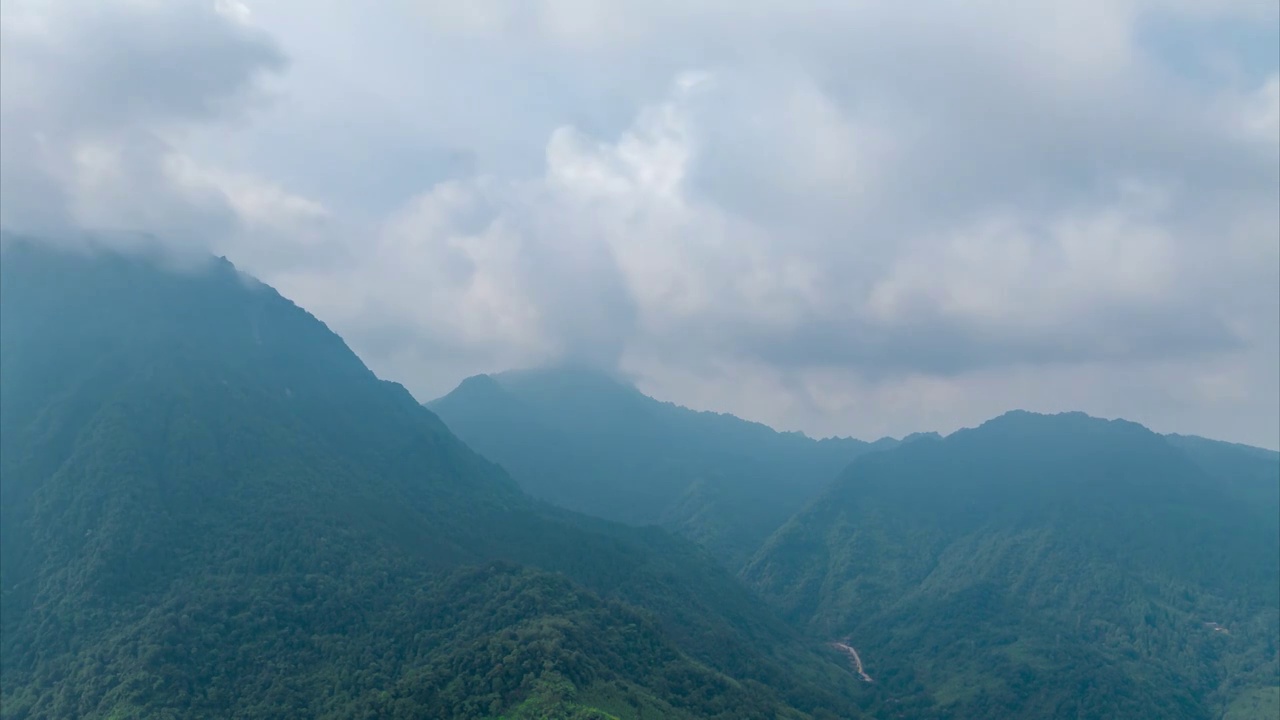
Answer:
xmin=430 ymin=366 xmax=881 ymax=567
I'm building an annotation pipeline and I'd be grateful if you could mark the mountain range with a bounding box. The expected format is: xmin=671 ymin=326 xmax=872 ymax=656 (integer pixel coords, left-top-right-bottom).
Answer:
xmin=428 ymin=364 xmax=1280 ymax=719
xmin=2 ymin=238 xmax=1277 ymax=720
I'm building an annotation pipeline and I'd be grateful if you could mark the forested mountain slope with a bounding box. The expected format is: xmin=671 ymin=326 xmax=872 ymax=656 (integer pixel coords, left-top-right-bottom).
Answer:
xmin=744 ymin=411 xmax=1280 ymax=719
xmin=429 ymin=368 xmax=881 ymax=566
xmin=0 ymin=240 xmax=867 ymax=720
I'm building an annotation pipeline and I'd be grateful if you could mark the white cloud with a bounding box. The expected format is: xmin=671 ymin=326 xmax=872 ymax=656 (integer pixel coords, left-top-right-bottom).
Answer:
xmin=0 ymin=0 xmax=289 ymax=245
xmin=866 ymin=187 xmax=1181 ymax=331
xmin=2 ymin=0 xmax=1277 ymax=447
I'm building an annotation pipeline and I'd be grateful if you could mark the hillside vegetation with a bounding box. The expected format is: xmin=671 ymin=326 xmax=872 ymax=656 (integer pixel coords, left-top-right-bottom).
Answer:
xmin=0 ymin=241 xmax=865 ymax=720
xmin=745 ymin=412 xmax=1280 ymax=719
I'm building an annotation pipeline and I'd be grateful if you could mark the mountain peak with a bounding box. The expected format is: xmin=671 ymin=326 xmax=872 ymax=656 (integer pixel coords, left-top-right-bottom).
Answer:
xmin=428 ymin=372 xmax=516 ymax=417
xmin=429 ymin=363 xmax=885 ymax=566
xmin=453 ymin=372 xmax=505 ymax=396
xmin=968 ymin=409 xmax=1155 ymax=439
xmin=901 ymin=431 xmax=943 ymax=444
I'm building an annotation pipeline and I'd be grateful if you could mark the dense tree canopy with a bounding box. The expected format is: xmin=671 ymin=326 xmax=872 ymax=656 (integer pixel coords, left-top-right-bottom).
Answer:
xmin=0 ymin=241 xmax=866 ymax=720
xmin=745 ymin=412 xmax=1280 ymax=719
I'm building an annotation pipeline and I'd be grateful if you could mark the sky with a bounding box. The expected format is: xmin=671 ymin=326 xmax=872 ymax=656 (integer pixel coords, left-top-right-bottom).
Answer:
xmin=1 ymin=0 xmax=1277 ymax=449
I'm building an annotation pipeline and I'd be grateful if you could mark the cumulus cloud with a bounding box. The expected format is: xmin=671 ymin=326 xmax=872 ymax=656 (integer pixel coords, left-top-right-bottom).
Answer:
xmin=2 ymin=0 xmax=1277 ymax=447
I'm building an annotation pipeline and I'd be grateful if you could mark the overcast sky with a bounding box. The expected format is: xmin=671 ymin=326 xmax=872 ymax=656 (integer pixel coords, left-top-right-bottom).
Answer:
xmin=2 ymin=0 xmax=1277 ymax=448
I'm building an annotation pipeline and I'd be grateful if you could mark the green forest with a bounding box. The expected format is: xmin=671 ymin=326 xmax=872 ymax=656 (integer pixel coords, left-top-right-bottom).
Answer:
xmin=744 ymin=412 xmax=1280 ymax=719
xmin=2 ymin=241 xmax=1277 ymax=719
xmin=0 ymin=242 xmax=865 ymax=719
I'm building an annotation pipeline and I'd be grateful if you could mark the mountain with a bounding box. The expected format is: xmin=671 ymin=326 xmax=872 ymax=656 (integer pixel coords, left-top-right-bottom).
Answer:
xmin=744 ymin=411 xmax=1280 ymax=719
xmin=0 ymin=240 xmax=869 ymax=720
xmin=429 ymin=367 xmax=881 ymax=566
xmin=1164 ymin=433 xmax=1280 ymax=513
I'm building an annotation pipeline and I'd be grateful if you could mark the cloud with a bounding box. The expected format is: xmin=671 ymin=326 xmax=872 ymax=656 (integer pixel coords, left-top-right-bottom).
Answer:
xmin=288 ymin=63 xmax=1272 ymax=382
xmin=0 ymin=0 xmax=328 ymax=269
xmin=2 ymin=0 xmax=1277 ymax=447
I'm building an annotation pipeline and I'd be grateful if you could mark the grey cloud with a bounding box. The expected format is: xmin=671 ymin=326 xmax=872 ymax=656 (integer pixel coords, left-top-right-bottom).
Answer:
xmin=731 ymin=308 xmax=1246 ymax=379
xmin=11 ymin=2 xmax=283 ymax=127
xmin=0 ymin=0 xmax=286 ymax=245
xmin=518 ymin=231 xmax=639 ymax=370
xmin=2 ymin=0 xmax=1276 ymax=447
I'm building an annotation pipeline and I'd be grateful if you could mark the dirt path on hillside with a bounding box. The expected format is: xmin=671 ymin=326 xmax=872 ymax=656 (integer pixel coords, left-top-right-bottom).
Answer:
xmin=830 ymin=641 xmax=873 ymax=682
